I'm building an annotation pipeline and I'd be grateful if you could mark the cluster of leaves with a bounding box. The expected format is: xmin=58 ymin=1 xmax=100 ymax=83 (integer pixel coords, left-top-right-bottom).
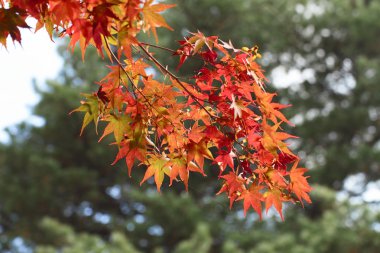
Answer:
xmin=0 ymin=0 xmax=311 ymax=219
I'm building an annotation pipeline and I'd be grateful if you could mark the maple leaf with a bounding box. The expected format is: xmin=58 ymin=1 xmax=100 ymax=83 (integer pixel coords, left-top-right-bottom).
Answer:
xmin=119 ymin=0 xmax=141 ymax=20
xmin=116 ymin=24 xmax=139 ymax=58
xmin=186 ymin=138 xmax=213 ymax=169
xmin=11 ymin=0 xmax=47 ymax=18
xmin=261 ymin=118 xmax=298 ymax=156
xmin=195 ymin=67 xmax=217 ymax=88
xmin=35 ymin=13 xmax=54 ymax=40
xmin=142 ymin=78 xmax=178 ymax=105
xmin=0 ymin=7 xmax=30 ymax=47
xmin=215 ymin=151 xmax=236 ymax=172
xmin=112 ymin=138 xmax=147 ymax=177
xmin=187 ymin=31 xmax=218 ymax=53
xmin=229 ymin=95 xmax=244 ymax=120
xmin=254 ymin=166 xmax=288 ymax=189
xmin=140 ymin=155 xmax=170 ymax=192
xmin=174 ymin=39 xmax=193 ymax=69
xmin=201 ymin=50 xmax=217 ymax=63
xmin=217 ymin=172 xmax=246 ymax=208
xmin=65 ymin=2 xmax=118 ymax=59
xmin=71 ymin=93 xmax=101 ymax=135
xmin=274 ymin=152 xmax=298 ymax=171
xmin=266 ymin=168 xmax=288 ymax=188
xmin=253 ymin=85 xmax=293 ymax=126
xmin=49 ymin=0 xmax=81 ymax=24
xmin=97 ymin=82 xmax=124 ymax=110
xmin=247 ymin=130 xmax=261 ymax=149
xmin=220 ymin=39 xmax=239 ymax=53
xmin=188 ymin=123 xmax=206 ymax=143
xmin=238 ymin=184 xmax=264 ymax=218
xmin=289 ymin=163 xmax=312 ymax=205
xmin=91 ymin=2 xmax=118 ymax=36
xmin=66 ymin=19 xmax=94 ymax=60
xmin=101 ymin=64 xmax=129 ymax=88
xmin=264 ymin=188 xmax=285 ymax=220
xmin=99 ymin=114 xmax=131 ymax=145
xmin=142 ymin=0 xmax=175 ymax=42
xmin=168 ymin=156 xmax=187 ymax=187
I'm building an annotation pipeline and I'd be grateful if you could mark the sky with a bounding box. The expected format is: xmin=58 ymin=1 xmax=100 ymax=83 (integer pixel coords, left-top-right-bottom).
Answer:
xmin=0 ymin=21 xmax=62 ymax=141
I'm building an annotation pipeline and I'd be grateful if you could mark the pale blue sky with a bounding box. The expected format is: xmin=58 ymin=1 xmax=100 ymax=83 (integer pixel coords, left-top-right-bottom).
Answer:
xmin=0 ymin=20 xmax=62 ymax=141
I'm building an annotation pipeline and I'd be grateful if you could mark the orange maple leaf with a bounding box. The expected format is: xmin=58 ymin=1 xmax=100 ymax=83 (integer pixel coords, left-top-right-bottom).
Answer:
xmin=289 ymin=163 xmax=312 ymax=205
xmin=142 ymin=0 xmax=175 ymax=42
xmin=253 ymin=85 xmax=293 ymax=126
xmin=186 ymin=138 xmax=213 ymax=169
xmin=238 ymin=184 xmax=264 ymax=219
xmin=264 ymin=188 xmax=285 ymax=220
xmin=168 ymin=156 xmax=188 ymax=189
xmin=261 ymin=118 xmax=297 ymax=156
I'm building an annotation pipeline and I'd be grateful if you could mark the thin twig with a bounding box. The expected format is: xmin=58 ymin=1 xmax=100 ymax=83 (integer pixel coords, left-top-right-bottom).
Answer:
xmin=140 ymin=42 xmax=177 ymax=54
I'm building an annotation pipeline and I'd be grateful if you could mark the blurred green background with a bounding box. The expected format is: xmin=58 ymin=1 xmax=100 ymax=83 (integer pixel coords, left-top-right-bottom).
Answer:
xmin=1 ymin=0 xmax=380 ymax=252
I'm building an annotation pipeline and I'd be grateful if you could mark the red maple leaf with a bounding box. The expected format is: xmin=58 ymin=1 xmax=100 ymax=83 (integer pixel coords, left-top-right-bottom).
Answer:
xmin=49 ymin=0 xmax=81 ymax=24
xmin=238 ymin=184 xmax=264 ymax=218
xmin=217 ymin=172 xmax=246 ymax=208
xmin=112 ymin=138 xmax=147 ymax=177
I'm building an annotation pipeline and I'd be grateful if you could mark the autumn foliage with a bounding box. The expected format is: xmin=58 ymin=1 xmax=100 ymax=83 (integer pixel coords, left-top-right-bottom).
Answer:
xmin=0 ymin=0 xmax=311 ymax=219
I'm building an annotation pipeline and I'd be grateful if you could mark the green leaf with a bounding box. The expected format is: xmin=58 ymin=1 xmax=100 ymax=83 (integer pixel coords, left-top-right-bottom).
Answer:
xmin=71 ymin=94 xmax=100 ymax=135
